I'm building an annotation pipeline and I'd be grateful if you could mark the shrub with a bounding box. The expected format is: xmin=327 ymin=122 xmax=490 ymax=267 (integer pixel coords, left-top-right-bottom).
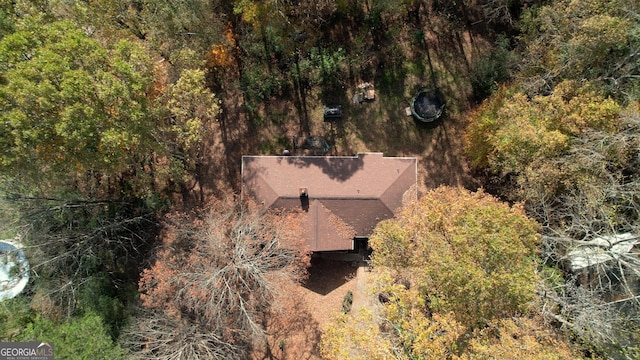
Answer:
xmin=470 ymin=36 xmax=511 ymax=102
xmin=341 ymin=290 xmax=353 ymax=314
xmin=18 ymin=312 xmax=126 ymax=359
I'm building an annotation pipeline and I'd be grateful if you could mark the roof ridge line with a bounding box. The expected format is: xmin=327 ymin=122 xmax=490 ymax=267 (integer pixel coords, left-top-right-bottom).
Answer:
xmin=379 ymin=163 xmax=417 ymax=213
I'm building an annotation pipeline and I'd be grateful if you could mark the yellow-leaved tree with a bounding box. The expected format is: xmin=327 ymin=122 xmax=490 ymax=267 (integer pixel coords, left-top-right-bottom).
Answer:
xmin=465 ymin=80 xmax=621 ymax=176
xmin=322 ymin=187 xmax=583 ymax=359
xmin=459 ymin=317 xmax=579 ymax=360
xmin=371 ymin=187 xmax=540 ymax=329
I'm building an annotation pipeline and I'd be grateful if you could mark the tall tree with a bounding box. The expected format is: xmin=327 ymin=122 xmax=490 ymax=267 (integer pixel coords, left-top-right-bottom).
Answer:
xmin=0 ymin=18 xmax=157 ymax=196
xmin=74 ymin=0 xmax=227 ymax=70
xmin=0 ymin=15 xmax=223 ymax=196
xmin=370 ymin=187 xmax=540 ymax=329
xmin=464 ymin=1 xmax=640 ymax=354
xmin=321 ymin=307 xmax=465 ymax=360
xmin=124 ymin=202 xmax=309 ymax=359
xmin=516 ymin=0 xmax=640 ymax=98
xmin=460 ymin=316 xmax=579 ymax=359
xmin=151 ymin=68 xmax=221 ymax=190
xmin=465 ymin=81 xmax=621 ymax=177
xmin=321 ymin=187 xmax=576 ymax=359
xmin=0 ymin=14 xmax=223 ymax=328
xmin=529 ymin=108 xmax=640 ymax=352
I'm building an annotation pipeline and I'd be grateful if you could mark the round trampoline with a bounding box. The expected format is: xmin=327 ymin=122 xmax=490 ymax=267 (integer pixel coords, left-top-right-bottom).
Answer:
xmin=0 ymin=239 xmax=29 ymax=301
xmin=410 ymin=88 xmax=445 ymax=122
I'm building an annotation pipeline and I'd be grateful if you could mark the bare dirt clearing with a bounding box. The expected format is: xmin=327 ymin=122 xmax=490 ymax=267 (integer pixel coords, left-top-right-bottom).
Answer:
xmin=256 ymin=258 xmax=378 ymax=360
xmin=190 ymin=9 xmax=488 ymax=207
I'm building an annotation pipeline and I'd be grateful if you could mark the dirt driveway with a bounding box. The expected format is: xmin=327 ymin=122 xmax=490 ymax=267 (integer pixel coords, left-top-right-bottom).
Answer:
xmin=255 ymin=257 xmax=376 ymax=360
xmin=302 ymin=257 xmax=376 ymax=329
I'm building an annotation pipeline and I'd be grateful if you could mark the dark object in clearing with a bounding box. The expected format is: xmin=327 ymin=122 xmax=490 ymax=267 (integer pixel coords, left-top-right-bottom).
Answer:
xmin=323 ymin=105 xmax=342 ymax=121
xmin=410 ymin=88 xmax=445 ymax=122
xmin=293 ymin=135 xmax=331 ymax=155
xmin=378 ymin=293 xmax=390 ymax=304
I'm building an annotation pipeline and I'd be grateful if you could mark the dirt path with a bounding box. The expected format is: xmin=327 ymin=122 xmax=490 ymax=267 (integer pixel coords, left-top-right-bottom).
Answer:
xmin=300 ymin=258 xmax=359 ymax=329
xmin=260 ymin=259 xmax=379 ymax=359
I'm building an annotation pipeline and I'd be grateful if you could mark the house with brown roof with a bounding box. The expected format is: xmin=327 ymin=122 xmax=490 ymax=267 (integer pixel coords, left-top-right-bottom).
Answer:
xmin=242 ymin=153 xmax=417 ymax=252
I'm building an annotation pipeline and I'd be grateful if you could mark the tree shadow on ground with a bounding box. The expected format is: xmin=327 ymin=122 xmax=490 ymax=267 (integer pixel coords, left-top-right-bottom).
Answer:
xmin=280 ymin=155 xmax=364 ymax=182
xmin=182 ymin=65 xmax=261 ymax=208
xmin=417 ymin=114 xmax=479 ymax=190
xmin=190 ymin=0 xmax=492 ymax=209
xmin=314 ymin=4 xmax=487 ymax=191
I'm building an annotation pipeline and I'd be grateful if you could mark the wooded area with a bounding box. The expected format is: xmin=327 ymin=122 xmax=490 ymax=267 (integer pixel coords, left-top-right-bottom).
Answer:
xmin=1 ymin=0 xmax=639 ymax=358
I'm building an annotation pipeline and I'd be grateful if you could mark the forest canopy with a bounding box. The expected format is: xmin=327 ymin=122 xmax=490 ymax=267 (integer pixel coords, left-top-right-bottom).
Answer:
xmin=322 ymin=187 xmax=581 ymax=359
xmin=0 ymin=0 xmax=639 ymax=358
xmin=465 ymin=0 xmax=640 ymax=356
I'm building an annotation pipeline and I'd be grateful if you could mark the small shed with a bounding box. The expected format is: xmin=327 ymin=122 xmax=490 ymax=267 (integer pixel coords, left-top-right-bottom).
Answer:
xmin=565 ymin=233 xmax=640 ymax=297
xmin=352 ymin=82 xmax=375 ymax=104
xmin=566 ymin=233 xmax=638 ymax=272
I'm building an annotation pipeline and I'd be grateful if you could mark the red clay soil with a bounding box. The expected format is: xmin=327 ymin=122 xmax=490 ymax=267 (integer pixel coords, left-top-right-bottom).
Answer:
xmin=254 ymin=258 xmax=372 ymax=360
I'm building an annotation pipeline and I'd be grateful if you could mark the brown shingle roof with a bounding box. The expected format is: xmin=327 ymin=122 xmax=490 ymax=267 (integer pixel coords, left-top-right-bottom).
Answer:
xmin=242 ymin=153 xmax=417 ymax=251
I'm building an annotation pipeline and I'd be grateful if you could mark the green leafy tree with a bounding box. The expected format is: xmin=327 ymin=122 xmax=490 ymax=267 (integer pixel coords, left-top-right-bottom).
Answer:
xmin=0 ymin=18 xmax=163 ymax=322
xmin=153 ymin=69 xmax=220 ymax=185
xmin=0 ymin=18 xmax=158 ymax=196
xmin=71 ymin=0 xmax=226 ymax=68
xmin=370 ymin=187 xmax=540 ymax=329
xmin=465 ymin=81 xmax=621 ymax=176
xmin=18 ymin=312 xmax=126 ymax=359
xmin=0 ymin=14 xmax=224 ymax=327
xmin=517 ymin=0 xmax=640 ymax=98
xmin=3 ymin=195 xmax=156 ymax=318
xmin=0 ymin=15 xmax=223 ymax=197
xmin=465 ymin=2 xmax=640 ymax=354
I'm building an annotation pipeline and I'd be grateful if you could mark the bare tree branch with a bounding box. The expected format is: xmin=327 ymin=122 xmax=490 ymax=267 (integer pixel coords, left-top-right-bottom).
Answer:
xmin=124 ymin=201 xmax=309 ymax=359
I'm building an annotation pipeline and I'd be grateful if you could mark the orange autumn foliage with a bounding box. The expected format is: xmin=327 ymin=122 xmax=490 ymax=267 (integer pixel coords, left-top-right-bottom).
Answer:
xmin=207 ymin=24 xmax=237 ymax=70
xmin=135 ymin=201 xmax=309 ymax=358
